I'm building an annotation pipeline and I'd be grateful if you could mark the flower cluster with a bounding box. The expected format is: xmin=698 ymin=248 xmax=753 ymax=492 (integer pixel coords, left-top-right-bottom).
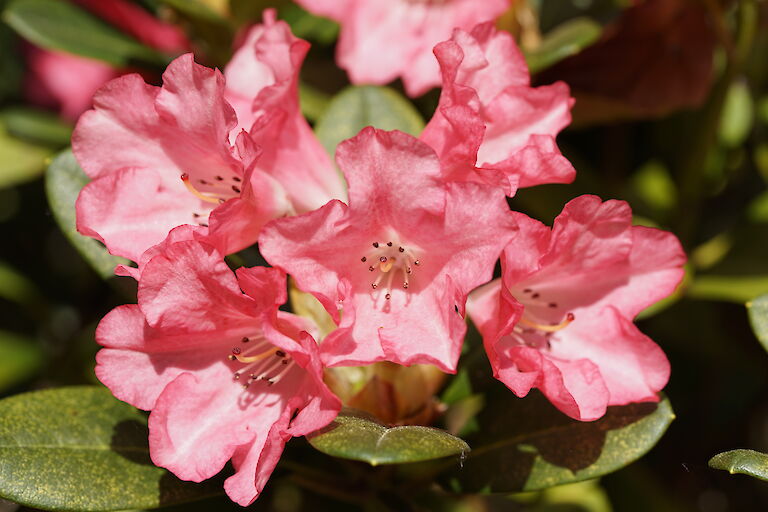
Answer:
xmin=76 ymin=9 xmax=685 ymax=506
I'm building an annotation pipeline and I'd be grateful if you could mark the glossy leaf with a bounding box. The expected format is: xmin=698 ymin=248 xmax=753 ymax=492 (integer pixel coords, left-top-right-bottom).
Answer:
xmin=45 ymin=150 xmax=129 ymax=279
xmin=1 ymin=107 xmax=73 ymax=147
xmin=524 ymin=17 xmax=602 ymax=74
xmin=307 ymin=408 xmax=470 ymax=466
xmin=709 ymin=449 xmax=768 ymax=481
xmin=449 ymin=390 xmax=674 ymax=492
xmin=0 ymin=331 xmax=43 ymax=392
xmin=0 ymin=386 xmax=222 ymax=511
xmin=3 ymin=0 xmax=169 ymax=67
xmin=315 ymin=85 xmax=424 ymax=158
xmin=0 ymin=125 xmax=51 ymax=188
xmin=747 ymin=294 xmax=768 ymax=352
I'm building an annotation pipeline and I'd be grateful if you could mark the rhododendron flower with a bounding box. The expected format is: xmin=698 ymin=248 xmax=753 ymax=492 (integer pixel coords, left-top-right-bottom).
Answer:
xmin=95 ymin=237 xmax=340 ymax=505
xmin=24 ymin=0 xmax=188 ymax=122
xmin=260 ymin=127 xmax=516 ymax=372
xmin=24 ymin=47 xmax=120 ymax=122
xmin=73 ymin=53 xmax=289 ymax=262
xmin=74 ymin=0 xmax=189 ymax=54
xmin=295 ymin=0 xmax=511 ymax=97
xmin=420 ymin=22 xmax=576 ymax=196
xmin=224 ymin=10 xmax=346 ymax=213
xmin=468 ymin=195 xmax=685 ymax=421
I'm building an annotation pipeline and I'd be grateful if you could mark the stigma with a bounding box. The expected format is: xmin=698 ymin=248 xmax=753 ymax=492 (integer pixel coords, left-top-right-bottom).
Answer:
xmin=360 ymin=240 xmax=421 ymax=301
xmin=225 ymin=333 xmax=293 ymax=390
xmin=511 ymin=286 xmax=575 ymax=350
xmin=181 ymin=173 xmax=242 ymax=227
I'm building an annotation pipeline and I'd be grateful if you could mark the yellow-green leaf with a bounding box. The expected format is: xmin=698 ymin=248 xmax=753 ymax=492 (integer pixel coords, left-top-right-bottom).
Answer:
xmin=307 ymin=408 xmax=469 ymax=466
xmin=0 ymin=386 xmax=222 ymax=511
xmin=45 ymin=150 xmax=129 ymax=279
xmin=709 ymin=449 xmax=768 ymax=481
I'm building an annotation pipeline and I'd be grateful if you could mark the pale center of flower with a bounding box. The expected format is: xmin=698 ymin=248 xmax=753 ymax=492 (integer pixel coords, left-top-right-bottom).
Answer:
xmin=511 ymin=287 xmax=575 ymax=350
xmin=226 ymin=333 xmax=294 ymax=390
xmin=360 ymin=241 xmax=421 ymax=301
xmin=180 ymin=173 xmax=243 ymax=228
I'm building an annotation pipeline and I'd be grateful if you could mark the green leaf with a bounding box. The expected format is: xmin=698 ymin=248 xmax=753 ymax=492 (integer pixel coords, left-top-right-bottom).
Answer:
xmin=0 ymin=260 xmax=41 ymax=306
xmin=687 ymin=275 xmax=768 ymax=304
xmin=524 ymin=17 xmax=602 ymax=74
xmin=157 ymin=0 xmax=228 ymax=24
xmin=299 ymin=82 xmax=331 ymax=122
xmin=747 ymin=294 xmax=768 ymax=352
xmin=0 ymin=125 xmax=52 ymax=188
xmin=718 ymin=80 xmax=754 ymax=148
xmin=709 ymin=449 xmax=768 ymax=481
xmin=1 ymin=107 xmax=73 ymax=146
xmin=307 ymin=408 xmax=470 ymax=466
xmin=449 ymin=391 xmax=674 ymax=492
xmin=3 ymin=0 xmax=169 ymax=67
xmin=281 ymin=3 xmax=338 ymax=44
xmin=315 ymin=86 xmax=425 ymax=158
xmin=631 ymin=160 xmax=677 ymax=214
xmin=0 ymin=331 xmax=44 ymax=392
xmin=45 ymin=150 xmax=130 ymax=279
xmin=0 ymin=386 xmax=222 ymax=511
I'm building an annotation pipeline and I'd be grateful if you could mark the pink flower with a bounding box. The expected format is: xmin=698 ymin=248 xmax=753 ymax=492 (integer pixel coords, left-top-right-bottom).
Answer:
xmin=224 ymin=10 xmax=346 ymax=213
xmin=259 ymin=127 xmax=516 ymax=372
xmin=24 ymin=0 xmax=189 ymax=122
xmin=24 ymin=46 xmax=120 ymax=122
xmin=73 ymin=0 xmax=189 ymax=54
xmin=95 ymin=237 xmax=340 ymax=505
xmin=294 ymin=0 xmax=511 ymax=97
xmin=468 ymin=195 xmax=685 ymax=421
xmin=73 ymin=53 xmax=289 ymax=262
xmin=420 ymin=23 xmax=576 ymax=196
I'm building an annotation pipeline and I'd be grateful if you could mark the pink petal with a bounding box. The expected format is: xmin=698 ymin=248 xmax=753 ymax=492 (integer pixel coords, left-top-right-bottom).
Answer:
xmin=225 ymin=12 xmax=345 ymax=212
xmin=148 ymin=370 xmax=283 ymax=481
xmin=137 ymin=240 xmax=255 ymax=331
xmin=75 ymin=167 xmax=202 ymax=262
xmin=23 ymin=47 xmax=118 ymax=122
xmin=551 ymin=307 xmax=669 ymax=407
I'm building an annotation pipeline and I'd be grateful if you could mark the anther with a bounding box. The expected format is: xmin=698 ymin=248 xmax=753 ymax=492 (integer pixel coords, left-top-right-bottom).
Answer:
xmin=215 ymin=175 xmax=223 ymax=181
xmin=372 ymin=283 xmax=378 ymax=289
xmin=548 ymin=303 xmax=558 ymax=308
xmin=398 ymin=247 xmax=405 ymax=252
xmin=231 ymin=185 xmax=241 ymax=194
xmin=387 ymin=242 xmax=393 ymax=246
xmin=403 ymin=282 xmax=409 ymax=289
xmin=414 ymin=260 xmax=420 ymax=266
xmin=227 ymin=354 xmax=236 ymax=361
xmin=232 ymin=347 xmax=242 ymax=355
xmin=379 ymin=256 xmax=387 ymax=262
xmin=192 ymin=213 xmax=201 ymax=218
xmin=232 ymin=176 xmax=242 ymax=182
xmin=361 ymin=257 xmax=367 ymax=262
xmin=181 ymin=174 xmax=222 ymax=204
xmin=275 ymin=350 xmax=286 ymax=358
xmin=385 ymin=293 xmax=391 ymax=300
xmin=532 ymin=293 xmax=540 ymax=299
xmin=199 ymin=179 xmax=208 ymax=185
xmin=241 ymin=337 xmax=250 ymax=343
xmin=372 ymin=242 xmax=379 ymax=248
xmin=369 ymin=266 xmax=375 ymax=272
xmin=566 ymin=313 xmax=575 ymax=321
xmin=234 ymin=372 xmax=240 ymax=380
xmin=523 ymin=288 xmax=532 ymax=293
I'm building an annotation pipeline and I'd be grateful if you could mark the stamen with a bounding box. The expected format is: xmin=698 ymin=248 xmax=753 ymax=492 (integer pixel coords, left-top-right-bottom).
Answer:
xmin=518 ymin=312 xmax=575 ymax=333
xmin=181 ymin=174 xmax=223 ymax=204
xmin=231 ymin=347 xmax=275 ymax=364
